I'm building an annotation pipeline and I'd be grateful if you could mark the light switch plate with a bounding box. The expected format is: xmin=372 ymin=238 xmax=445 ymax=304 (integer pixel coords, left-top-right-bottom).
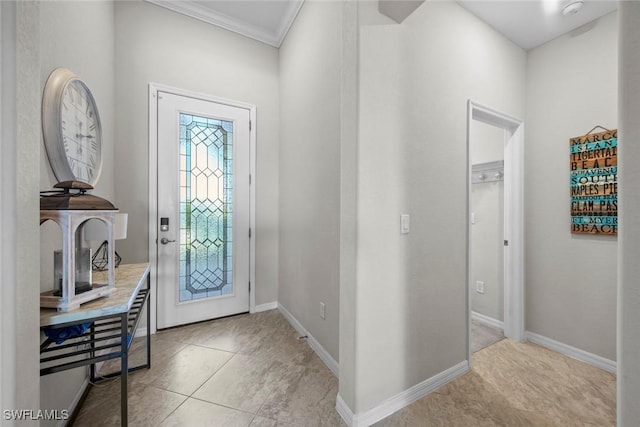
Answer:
xmin=401 ymin=214 xmax=410 ymax=234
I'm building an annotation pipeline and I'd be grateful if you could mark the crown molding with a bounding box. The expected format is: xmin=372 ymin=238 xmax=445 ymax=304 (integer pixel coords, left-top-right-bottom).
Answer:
xmin=146 ymin=0 xmax=303 ymax=48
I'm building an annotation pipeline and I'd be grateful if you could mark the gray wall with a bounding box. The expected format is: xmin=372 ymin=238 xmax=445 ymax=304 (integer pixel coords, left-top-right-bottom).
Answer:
xmin=114 ymin=0 xmax=280 ymax=306
xmin=37 ymin=1 xmax=116 ymax=421
xmin=525 ymin=11 xmax=617 ymax=361
xmin=39 ymin=1 xmax=116 ymax=291
xmin=1 ymin=1 xmax=41 ymax=422
xmin=352 ymin=0 xmax=526 ymax=413
xmin=471 ymin=121 xmax=505 ymax=322
xmin=338 ymin=0 xmax=359 ymax=410
xmin=618 ymin=2 xmax=640 ymax=424
xmin=278 ymin=0 xmax=341 ymax=362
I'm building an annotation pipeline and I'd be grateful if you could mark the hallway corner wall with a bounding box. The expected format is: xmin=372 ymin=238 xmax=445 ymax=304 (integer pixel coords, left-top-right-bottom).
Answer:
xmin=278 ymin=0 xmax=341 ymax=363
xmin=525 ymin=11 xmax=618 ymax=361
xmin=354 ymin=0 xmax=526 ymax=415
xmin=2 ymin=1 xmax=41 ymax=421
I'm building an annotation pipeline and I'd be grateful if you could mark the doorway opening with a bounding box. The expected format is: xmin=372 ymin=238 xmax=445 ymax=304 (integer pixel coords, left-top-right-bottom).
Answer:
xmin=470 ymin=121 xmax=505 ymax=352
xmin=467 ymin=100 xmax=525 ymax=363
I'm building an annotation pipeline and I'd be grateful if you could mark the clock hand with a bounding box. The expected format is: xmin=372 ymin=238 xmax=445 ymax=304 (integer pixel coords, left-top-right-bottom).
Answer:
xmin=76 ymin=134 xmax=95 ymax=139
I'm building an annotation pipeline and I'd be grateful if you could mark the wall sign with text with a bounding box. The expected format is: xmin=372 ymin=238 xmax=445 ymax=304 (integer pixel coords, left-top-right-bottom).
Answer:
xmin=570 ymin=129 xmax=617 ymax=235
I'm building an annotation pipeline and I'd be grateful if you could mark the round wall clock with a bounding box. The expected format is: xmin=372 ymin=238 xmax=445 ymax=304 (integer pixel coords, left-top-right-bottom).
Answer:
xmin=42 ymin=68 xmax=103 ymax=186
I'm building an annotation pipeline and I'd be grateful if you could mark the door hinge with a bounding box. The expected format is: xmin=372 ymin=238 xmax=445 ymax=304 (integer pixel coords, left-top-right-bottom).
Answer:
xmin=249 ymin=281 xmax=251 ymax=293
xmin=249 ymin=228 xmax=252 ymax=238
xmin=249 ymin=120 xmax=252 ymax=131
xmin=249 ymin=174 xmax=252 ymax=185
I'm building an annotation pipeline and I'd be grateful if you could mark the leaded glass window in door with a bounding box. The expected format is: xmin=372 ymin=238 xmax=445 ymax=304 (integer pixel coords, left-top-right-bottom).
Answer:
xmin=179 ymin=113 xmax=233 ymax=302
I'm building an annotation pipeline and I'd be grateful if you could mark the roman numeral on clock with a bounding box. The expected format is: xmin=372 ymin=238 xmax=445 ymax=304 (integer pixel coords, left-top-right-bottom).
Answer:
xmin=66 ymin=87 xmax=74 ymax=103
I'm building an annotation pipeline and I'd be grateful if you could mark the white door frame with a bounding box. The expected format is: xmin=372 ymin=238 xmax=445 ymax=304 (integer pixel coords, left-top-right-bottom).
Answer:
xmin=467 ymin=100 xmax=525 ymax=363
xmin=149 ymin=83 xmax=256 ymax=334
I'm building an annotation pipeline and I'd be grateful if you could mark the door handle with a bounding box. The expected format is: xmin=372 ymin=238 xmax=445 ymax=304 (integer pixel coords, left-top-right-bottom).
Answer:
xmin=160 ymin=237 xmax=176 ymax=245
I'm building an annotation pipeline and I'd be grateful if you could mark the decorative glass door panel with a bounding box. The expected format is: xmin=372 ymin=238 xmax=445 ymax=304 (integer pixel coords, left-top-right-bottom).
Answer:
xmin=179 ymin=114 xmax=233 ymax=302
xmin=157 ymin=91 xmax=250 ymax=329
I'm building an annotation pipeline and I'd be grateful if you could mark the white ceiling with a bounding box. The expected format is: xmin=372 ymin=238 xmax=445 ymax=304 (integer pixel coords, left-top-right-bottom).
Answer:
xmin=147 ymin=0 xmax=617 ymax=51
xmin=457 ymin=0 xmax=617 ymax=50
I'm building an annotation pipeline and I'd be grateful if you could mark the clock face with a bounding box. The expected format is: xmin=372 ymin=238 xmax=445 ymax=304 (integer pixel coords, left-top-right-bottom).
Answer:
xmin=59 ymin=80 xmax=102 ymax=184
xmin=42 ymin=68 xmax=103 ymax=186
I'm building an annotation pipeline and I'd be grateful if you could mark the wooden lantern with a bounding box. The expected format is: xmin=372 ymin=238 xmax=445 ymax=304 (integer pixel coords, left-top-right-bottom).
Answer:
xmin=40 ymin=182 xmax=118 ymax=312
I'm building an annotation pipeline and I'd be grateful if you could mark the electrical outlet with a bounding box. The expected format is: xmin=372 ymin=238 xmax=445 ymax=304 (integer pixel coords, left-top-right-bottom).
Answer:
xmin=476 ymin=281 xmax=485 ymax=294
xmin=320 ymin=302 xmax=326 ymax=319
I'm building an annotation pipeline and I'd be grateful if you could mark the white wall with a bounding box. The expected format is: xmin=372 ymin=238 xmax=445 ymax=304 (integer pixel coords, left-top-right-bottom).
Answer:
xmin=618 ymin=2 xmax=640 ymax=425
xmin=525 ymin=12 xmax=617 ymax=361
xmin=113 ymin=0 xmax=280 ymax=306
xmin=338 ymin=0 xmax=359 ymax=410
xmin=278 ymin=0 xmax=341 ymax=362
xmin=471 ymin=122 xmax=504 ymax=322
xmin=1 ymin=1 xmax=41 ymax=423
xmin=37 ymin=1 xmax=116 ymax=422
xmin=352 ymin=0 xmax=525 ymax=414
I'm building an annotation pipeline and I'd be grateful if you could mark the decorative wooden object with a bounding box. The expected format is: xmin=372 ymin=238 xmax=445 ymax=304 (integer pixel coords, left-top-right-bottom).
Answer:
xmin=570 ymin=127 xmax=618 ymax=235
xmin=40 ymin=182 xmax=119 ymax=311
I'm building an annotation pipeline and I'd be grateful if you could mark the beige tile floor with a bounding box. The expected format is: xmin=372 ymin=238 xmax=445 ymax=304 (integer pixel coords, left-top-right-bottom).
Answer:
xmin=471 ymin=319 xmax=504 ymax=353
xmin=374 ymin=339 xmax=616 ymax=426
xmin=73 ymin=309 xmax=344 ymax=426
xmin=72 ymin=309 xmax=616 ymax=427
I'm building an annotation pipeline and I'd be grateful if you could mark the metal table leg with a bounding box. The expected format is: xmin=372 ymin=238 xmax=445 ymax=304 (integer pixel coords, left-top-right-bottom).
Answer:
xmin=120 ymin=312 xmax=128 ymax=427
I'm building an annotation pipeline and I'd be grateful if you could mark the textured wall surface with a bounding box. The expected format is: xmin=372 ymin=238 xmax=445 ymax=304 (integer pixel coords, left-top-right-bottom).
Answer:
xmin=278 ymin=0 xmax=342 ymax=362
xmin=525 ymin=12 xmax=618 ymax=361
xmin=618 ymin=2 xmax=640 ymax=425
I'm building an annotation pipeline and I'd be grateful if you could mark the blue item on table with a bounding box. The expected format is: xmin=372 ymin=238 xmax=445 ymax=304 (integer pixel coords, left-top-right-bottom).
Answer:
xmin=44 ymin=322 xmax=92 ymax=344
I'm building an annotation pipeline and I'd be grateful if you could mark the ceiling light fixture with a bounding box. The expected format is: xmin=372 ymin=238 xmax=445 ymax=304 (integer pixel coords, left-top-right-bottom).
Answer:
xmin=562 ymin=0 xmax=584 ymax=16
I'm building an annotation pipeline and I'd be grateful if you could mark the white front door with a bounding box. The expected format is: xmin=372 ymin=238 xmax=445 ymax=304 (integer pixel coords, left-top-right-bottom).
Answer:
xmin=156 ymin=92 xmax=250 ymax=329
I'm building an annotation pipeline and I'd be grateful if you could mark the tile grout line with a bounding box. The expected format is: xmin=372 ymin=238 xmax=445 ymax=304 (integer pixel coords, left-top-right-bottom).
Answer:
xmin=154 ymin=348 xmax=241 ymax=425
xmin=188 ymin=350 xmax=239 ymax=398
xmin=189 ymin=395 xmax=261 ymax=417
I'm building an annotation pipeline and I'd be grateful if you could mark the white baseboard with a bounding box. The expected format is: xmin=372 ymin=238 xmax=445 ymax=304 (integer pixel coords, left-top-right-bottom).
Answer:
xmin=471 ymin=311 xmax=504 ymax=331
xmin=336 ymin=361 xmax=469 ymax=427
xmin=134 ymin=327 xmax=148 ymax=338
xmin=278 ymin=304 xmax=339 ymax=376
xmin=526 ymin=331 xmax=616 ymax=374
xmin=61 ymin=376 xmax=90 ymax=427
xmin=254 ymin=301 xmax=278 ymax=312
xmin=336 ymin=394 xmax=355 ymax=427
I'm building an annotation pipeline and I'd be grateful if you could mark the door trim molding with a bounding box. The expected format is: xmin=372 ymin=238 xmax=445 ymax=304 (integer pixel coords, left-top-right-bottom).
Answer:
xmin=466 ymin=100 xmax=525 ymax=365
xmin=149 ymin=83 xmax=257 ymax=334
